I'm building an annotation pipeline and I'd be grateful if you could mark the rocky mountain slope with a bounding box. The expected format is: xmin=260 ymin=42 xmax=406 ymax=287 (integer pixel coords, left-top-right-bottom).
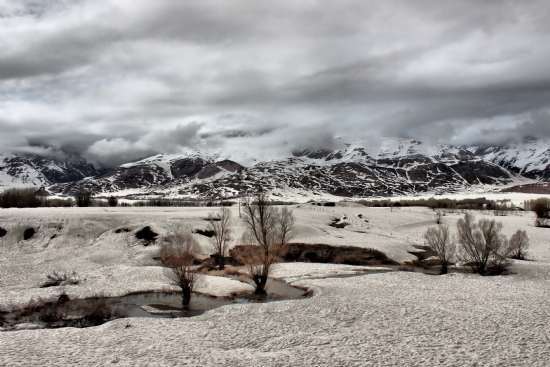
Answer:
xmin=42 ymin=138 xmax=546 ymax=200
xmin=468 ymin=139 xmax=550 ymax=182
xmin=2 ymin=138 xmax=547 ymax=200
xmin=0 ymin=153 xmax=98 ymax=190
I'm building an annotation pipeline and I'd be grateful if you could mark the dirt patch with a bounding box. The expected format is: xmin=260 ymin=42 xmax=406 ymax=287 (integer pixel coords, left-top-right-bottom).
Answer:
xmin=229 ymin=243 xmax=398 ymax=266
xmin=328 ymin=218 xmax=349 ymax=229
xmin=23 ymin=228 xmax=35 ymax=240
xmin=135 ymin=226 xmax=158 ymax=245
xmin=283 ymin=243 xmax=398 ymax=266
xmin=0 ymin=227 xmax=6 ymax=237
xmin=195 ymin=229 xmax=215 ymax=237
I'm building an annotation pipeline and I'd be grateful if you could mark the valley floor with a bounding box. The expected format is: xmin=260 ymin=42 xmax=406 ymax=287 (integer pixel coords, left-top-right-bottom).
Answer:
xmin=1 ymin=203 xmax=549 ymax=366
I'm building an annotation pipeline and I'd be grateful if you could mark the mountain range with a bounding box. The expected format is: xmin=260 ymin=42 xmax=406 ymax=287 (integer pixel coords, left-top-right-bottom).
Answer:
xmin=1 ymin=138 xmax=548 ymax=200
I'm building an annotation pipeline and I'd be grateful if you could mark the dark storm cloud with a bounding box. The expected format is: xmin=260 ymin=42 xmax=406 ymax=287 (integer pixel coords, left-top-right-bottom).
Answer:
xmin=1 ymin=0 xmax=550 ymax=167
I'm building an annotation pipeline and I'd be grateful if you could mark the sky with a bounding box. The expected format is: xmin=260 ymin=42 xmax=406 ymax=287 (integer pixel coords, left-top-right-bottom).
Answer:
xmin=1 ymin=0 xmax=550 ymax=167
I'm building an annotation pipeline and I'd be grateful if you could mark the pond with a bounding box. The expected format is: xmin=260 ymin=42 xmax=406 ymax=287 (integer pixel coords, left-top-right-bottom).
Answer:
xmin=2 ymin=278 xmax=309 ymax=330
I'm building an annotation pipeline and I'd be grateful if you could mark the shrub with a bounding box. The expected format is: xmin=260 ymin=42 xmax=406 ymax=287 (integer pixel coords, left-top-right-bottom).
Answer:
xmin=41 ymin=270 xmax=83 ymax=288
xmin=456 ymin=214 xmax=511 ymax=275
xmin=508 ymin=229 xmax=529 ymax=260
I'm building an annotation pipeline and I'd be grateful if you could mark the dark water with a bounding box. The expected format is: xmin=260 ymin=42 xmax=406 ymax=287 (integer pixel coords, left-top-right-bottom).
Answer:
xmin=116 ymin=278 xmax=308 ymax=318
xmin=2 ymin=279 xmax=309 ymax=330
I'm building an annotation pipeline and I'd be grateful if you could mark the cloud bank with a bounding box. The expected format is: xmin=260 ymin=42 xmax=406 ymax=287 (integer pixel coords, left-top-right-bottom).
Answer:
xmin=1 ymin=0 xmax=550 ymax=167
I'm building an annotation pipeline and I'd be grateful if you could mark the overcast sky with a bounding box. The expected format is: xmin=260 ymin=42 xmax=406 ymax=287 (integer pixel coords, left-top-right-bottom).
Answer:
xmin=1 ymin=0 xmax=550 ymax=167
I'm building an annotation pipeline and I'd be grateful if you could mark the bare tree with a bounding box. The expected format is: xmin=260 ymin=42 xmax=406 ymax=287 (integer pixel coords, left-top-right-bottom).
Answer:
xmin=423 ymin=225 xmax=456 ymax=274
xmin=207 ymin=208 xmax=232 ymax=270
xmin=240 ymin=189 xmax=295 ymax=295
xmin=160 ymin=230 xmax=201 ymax=305
xmin=508 ymin=229 xmax=529 ymax=260
xmin=456 ymin=213 xmax=511 ymax=275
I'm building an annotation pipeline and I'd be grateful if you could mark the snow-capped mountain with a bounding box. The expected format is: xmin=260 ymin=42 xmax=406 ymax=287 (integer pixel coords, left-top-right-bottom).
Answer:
xmin=42 ymin=138 xmax=544 ymax=200
xmin=0 ymin=153 xmax=98 ymax=190
xmin=468 ymin=139 xmax=550 ymax=182
xmin=2 ymin=137 xmax=547 ymax=200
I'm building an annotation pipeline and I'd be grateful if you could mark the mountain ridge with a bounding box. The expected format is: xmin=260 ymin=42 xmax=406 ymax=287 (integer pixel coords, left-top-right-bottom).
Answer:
xmin=1 ymin=137 xmax=548 ymax=200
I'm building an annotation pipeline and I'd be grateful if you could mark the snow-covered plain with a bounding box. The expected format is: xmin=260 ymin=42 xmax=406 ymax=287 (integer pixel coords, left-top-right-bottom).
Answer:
xmin=1 ymin=202 xmax=549 ymax=366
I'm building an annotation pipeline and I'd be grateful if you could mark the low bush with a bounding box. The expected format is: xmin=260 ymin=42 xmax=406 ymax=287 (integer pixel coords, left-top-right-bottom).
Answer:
xmin=41 ymin=270 xmax=83 ymax=288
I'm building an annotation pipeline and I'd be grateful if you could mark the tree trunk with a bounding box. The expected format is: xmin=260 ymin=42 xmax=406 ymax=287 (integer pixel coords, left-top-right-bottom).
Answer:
xmin=218 ymin=255 xmax=225 ymax=270
xmin=181 ymin=286 xmax=191 ymax=305
xmin=440 ymin=263 xmax=448 ymax=275
xmin=253 ymin=275 xmax=268 ymax=295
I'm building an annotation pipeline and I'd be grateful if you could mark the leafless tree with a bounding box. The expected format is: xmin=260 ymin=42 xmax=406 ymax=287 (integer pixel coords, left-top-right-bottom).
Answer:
xmin=508 ymin=229 xmax=529 ymax=260
xmin=240 ymin=189 xmax=295 ymax=294
xmin=456 ymin=213 xmax=511 ymax=275
xmin=160 ymin=230 xmax=201 ymax=305
xmin=423 ymin=225 xmax=456 ymax=274
xmin=207 ymin=208 xmax=232 ymax=270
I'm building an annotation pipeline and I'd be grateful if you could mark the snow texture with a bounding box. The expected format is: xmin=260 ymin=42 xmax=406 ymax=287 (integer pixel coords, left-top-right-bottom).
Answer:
xmin=1 ymin=202 xmax=549 ymax=366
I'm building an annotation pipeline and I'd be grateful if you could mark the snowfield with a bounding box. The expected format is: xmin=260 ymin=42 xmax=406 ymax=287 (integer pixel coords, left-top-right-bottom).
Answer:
xmin=1 ymin=202 xmax=549 ymax=366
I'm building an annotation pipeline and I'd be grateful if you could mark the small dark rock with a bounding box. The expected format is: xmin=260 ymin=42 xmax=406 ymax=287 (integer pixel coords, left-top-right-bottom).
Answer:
xmin=115 ymin=228 xmax=130 ymax=234
xmin=136 ymin=226 xmax=158 ymax=245
xmin=23 ymin=228 xmax=35 ymax=240
xmin=195 ymin=229 xmax=215 ymax=237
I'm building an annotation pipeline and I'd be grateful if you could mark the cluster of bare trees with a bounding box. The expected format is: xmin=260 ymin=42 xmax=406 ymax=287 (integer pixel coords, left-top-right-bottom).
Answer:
xmin=159 ymin=188 xmax=296 ymax=305
xmin=424 ymin=213 xmax=530 ymax=275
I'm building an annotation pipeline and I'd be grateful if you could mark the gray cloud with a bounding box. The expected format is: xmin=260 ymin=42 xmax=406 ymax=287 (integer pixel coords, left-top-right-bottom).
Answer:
xmin=1 ymin=0 xmax=550 ymax=167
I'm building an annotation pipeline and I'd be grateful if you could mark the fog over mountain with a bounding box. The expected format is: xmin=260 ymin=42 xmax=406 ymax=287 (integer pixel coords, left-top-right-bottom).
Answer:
xmin=1 ymin=1 xmax=550 ymax=168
